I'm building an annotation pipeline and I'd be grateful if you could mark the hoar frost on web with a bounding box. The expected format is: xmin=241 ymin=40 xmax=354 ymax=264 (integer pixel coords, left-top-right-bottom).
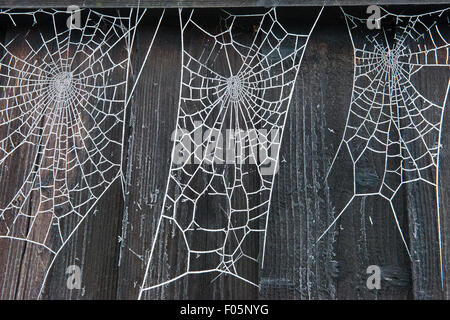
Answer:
xmin=0 ymin=8 xmax=164 ymax=298
xmin=318 ymin=7 xmax=449 ymax=288
xmin=139 ymin=7 xmax=323 ymax=297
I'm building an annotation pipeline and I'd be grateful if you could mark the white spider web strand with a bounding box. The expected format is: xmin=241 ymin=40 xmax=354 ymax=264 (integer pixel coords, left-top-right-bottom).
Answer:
xmin=139 ymin=7 xmax=323 ymax=297
xmin=0 ymin=8 xmax=163 ymax=298
xmin=319 ymin=7 xmax=449 ymax=288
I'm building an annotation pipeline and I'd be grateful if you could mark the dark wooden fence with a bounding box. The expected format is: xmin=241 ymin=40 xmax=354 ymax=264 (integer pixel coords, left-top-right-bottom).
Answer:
xmin=0 ymin=3 xmax=449 ymax=300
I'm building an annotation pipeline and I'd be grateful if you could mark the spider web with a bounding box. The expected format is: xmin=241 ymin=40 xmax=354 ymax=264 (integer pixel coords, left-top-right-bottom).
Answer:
xmin=139 ymin=7 xmax=323 ymax=297
xmin=318 ymin=7 xmax=450 ymax=286
xmin=0 ymin=8 xmax=163 ymax=297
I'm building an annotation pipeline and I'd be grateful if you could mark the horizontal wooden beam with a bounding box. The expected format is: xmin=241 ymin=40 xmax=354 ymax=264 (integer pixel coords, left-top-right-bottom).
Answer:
xmin=0 ymin=0 xmax=448 ymax=8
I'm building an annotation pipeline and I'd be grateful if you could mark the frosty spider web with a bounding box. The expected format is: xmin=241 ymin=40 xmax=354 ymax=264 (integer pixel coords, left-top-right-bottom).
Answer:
xmin=0 ymin=7 xmax=164 ymax=298
xmin=139 ymin=7 xmax=323 ymax=297
xmin=318 ymin=7 xmax=450 ymax=287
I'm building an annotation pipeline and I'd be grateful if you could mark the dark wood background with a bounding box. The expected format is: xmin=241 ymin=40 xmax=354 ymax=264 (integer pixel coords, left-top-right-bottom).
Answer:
xmin=0 ymin=4 xmax=449 ymax=300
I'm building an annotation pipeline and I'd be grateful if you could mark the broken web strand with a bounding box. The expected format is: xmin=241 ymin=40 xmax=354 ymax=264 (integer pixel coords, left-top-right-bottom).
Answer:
xmin=318 ymin=7 xmax=449 ymax=288
xmin=0 ymin=8 xmax=163 ymax=298
xmin=138 ymin=7 xmax=324 ymax=298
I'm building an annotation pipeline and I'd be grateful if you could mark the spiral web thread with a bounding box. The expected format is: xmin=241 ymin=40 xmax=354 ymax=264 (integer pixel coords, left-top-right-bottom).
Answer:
xmin=318 ymin=7 xmax=450 ymax=287
xmin=139 ymin=7 xmax=323 ymax=296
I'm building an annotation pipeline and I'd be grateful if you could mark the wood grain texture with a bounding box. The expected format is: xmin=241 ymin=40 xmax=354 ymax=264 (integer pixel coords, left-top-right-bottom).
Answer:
xmin=0 ymin=23 xmax=59 ymax=300
xmin=0 ymin=5 xmax=449 ymax=300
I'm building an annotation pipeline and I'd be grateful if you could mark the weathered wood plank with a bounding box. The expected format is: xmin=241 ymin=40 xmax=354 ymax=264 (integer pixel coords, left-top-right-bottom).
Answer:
xmin=121 ymin=9 xmax=262 ymax=300
xmin=0 ymin=23 xmax=58 ymax=300
xmin=438 ymin=80 xmax=450 ymax=299
xmin=115 ymin=11 xmax=185 ymax=300
xmin=260 ymin=7 xmax=412 ymax=299
xmin=404 ymin=22 xmax=450 ymax=298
